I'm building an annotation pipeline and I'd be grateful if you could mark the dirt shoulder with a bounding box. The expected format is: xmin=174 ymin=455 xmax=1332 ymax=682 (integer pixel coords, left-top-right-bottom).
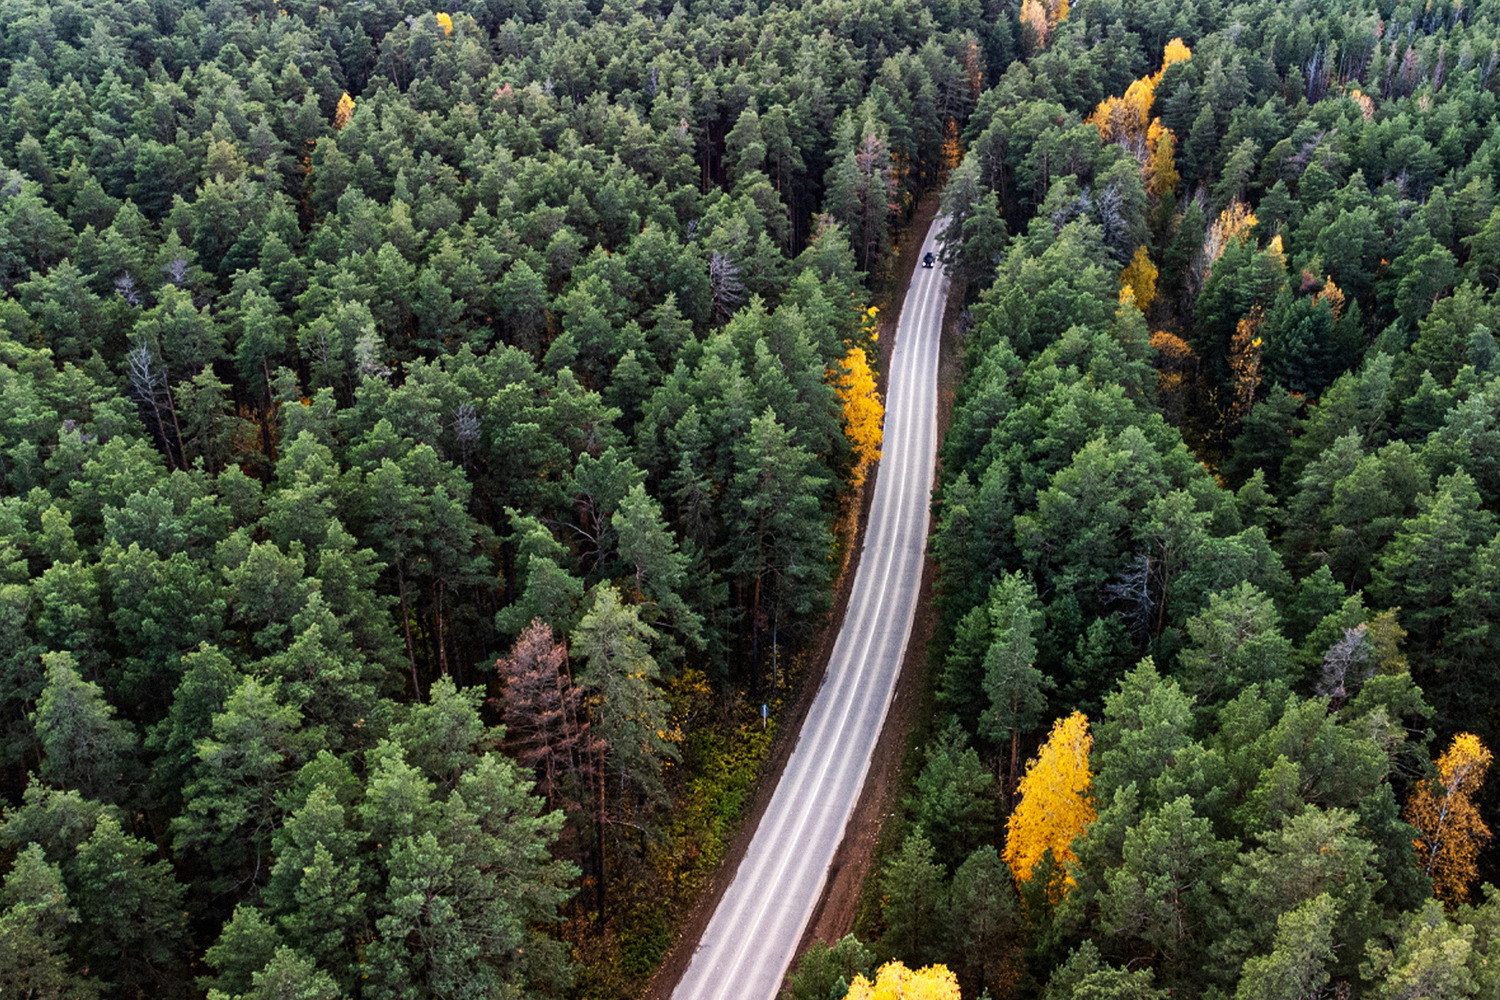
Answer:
xmin=639 ymin=195 xmax=948 ymax=1000
xmin=792 ymin=200 xmax=965 ymax=963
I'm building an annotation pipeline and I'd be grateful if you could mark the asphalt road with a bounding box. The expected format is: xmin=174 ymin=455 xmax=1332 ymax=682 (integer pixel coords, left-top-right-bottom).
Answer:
xmin=672 ymin=218 xmax=948 ymax=1000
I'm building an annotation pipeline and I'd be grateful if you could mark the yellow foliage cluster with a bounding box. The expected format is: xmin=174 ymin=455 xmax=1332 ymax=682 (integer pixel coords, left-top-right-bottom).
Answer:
xmin=1407 ymin=732 xmax=1494 ymax=904
xmin=1019 ymin=0 xmax=1046 ymax=47
xmin=1004 ymin=711 xmax=1095 ymax=894
xmin=1144 ymin=120 xmax=1180 ymax=200
xmin=1119 ymin=246 xmax=1158 ymax=316
xmin=1312 ymin=274 xmax=1346 ymax=318
xmin=1349 ymin=88 xmax=1376 ymax=121
xmin=1202 ymin=200 xmax=1258 ymax=270
xmin=835 ymin=346 xmax=884 ymax=488
xmin=1088 ymin=78 xmax=1156 ymax=155
xmin=962 ymin=39 xmax=984 ymax=99
xmin=1163 ymin=37 xmax=1193 ymax=69
xmin=1151 ymin=330 xmax=1198 ymax=424
xmin=333 ymin=91 xmax=355 ymax=130
xmin=1087 ymin=39 xmax=1191 ymax=165
xmin=1018 ymin=0 xmax=1068 ymax=50
xmin=435 ymin=11 xmax=453 ymax=34
xmin=1264 ymin=233 xmax=1287 ymax=272
xmin=1150 ymin=330 xmax=1196 ymax=365
xmin=942 ymin=119 xmax=964 ymax=172
xmin=846 ymin=961 xmax=963 ymax=1000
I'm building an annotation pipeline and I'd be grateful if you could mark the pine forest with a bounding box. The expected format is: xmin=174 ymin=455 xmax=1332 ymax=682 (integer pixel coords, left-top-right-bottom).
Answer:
xmin=2 ymin=0 xmax=1500 ymax=999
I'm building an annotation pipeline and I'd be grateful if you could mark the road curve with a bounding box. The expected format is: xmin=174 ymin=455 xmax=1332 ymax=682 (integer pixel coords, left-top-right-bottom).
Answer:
xmin=672 ymin=218 xmax=948 ymax=1000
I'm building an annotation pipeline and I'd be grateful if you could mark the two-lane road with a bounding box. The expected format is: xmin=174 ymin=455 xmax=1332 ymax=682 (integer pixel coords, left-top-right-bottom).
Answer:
xmin=672 ymin=218 xmax=948 ymax=1000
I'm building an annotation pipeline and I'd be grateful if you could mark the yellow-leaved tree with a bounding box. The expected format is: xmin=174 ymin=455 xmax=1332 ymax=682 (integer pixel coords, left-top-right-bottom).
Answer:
xmin=1143 ymin=120 xmax=1179 ymax=200
xmin=1087 ymin=77 xmax=1156 ymax=155
xmin=1088 ymin=40 xmax=1191 ymax=159
xmin=1312 ymin=273 xmax=1346 ymax=317
xmin=1406 ymin=732 xmax=1494 ymax=903
xmin=846 ymin=961 xmax=962 ymax=1000
xmin=1119 ymin=246 xmax=1157 ymax=316
xmin=1150 ymin=330 xmax=1198 ymax=425
xmin=1162 ymin=36 xmax=1193 ymax=69
xmin=435 ymin=11 xmax=453 ymax=34
xmin=1018 ymin=0 xmax=1068 ymax=51
xmin=333 ymin=91 xmax=355 ymax=130
xmin=1193 ymin=199 xmax=1258 ymax=290
xmin=1349 ymin=87 xmax=1376 ymax=121
xmin=942 ymin=119 xmax=964 ymax=172
xmin=1004 ymin=710 xmax=1094 ymax=896
xmin=836 ymin=345 xmax=883 ymax=488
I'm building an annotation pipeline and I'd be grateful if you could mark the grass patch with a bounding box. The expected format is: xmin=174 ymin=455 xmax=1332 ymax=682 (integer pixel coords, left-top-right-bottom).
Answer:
xmin=570 ymin=670 xmax=781 ymax=999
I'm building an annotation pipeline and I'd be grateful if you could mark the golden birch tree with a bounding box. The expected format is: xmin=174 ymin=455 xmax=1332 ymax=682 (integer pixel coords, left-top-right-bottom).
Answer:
xmin=1019 ymin=0 xmax=1068 ymax=51
xmin=1192 ymin=200 xmax=1258 ymax=290
xmin=1349 ymin=88 xmax=1376 ymax=121
xmin=1018 ymin=0 xmax=1051 ymax=51
xmin=1088 ymin=40 xmax=1192 ymax=159
xmin=332 ymin=92 xmax=355 ymax=130
xmin=835 ymin=342 xmax=883 ymax=487
xmin=845 ymin=961 xmax=963 ymax=1000
xmin=1406 ymin=732 xmax=1494 ymax=903
xmin=1004 ymin=711 xmax=1095 ymax=893
xmin=1151 ymin=330 xmax=1198 ymax=425
xmin=1312 ymin=274 xmax=1346 ymax=317
xmin=1144 ymin=120 xmax=1180 ymax=199
xmin=1162 ymin=37 xmax=1193 ymax=68
xmin=1119 ymin=246 xmax=1158 ymax=316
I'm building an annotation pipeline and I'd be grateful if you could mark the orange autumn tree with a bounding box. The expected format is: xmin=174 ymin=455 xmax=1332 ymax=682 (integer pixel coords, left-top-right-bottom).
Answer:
xmin=1263 ymin=232 xmax=1288 ymax=273
xmin=435 ymin=11 xmax=453 ymax=34
xmin=1004 ymin=711 xmax=1095 ymax=897
xmin=333 ymin=91 xmax=355 ymax=130
xmin=1349 ymin=87 xmax=1376 ymax=121
xmin=1202 ymin=200 xmax=1258 ymax=264
xmin=1151 ymin=329 xmax=1197 ymax=425
xmin=961 ymin=38 xmax=983 ymax=99
xmin=1018 ymin=0 xmax=1050 ymax=50
xmin=833 ymin=304 xmax=884 ymax=487
xmin=1227 ymin=306 xmax=1265 ymax=426
xmin=1089 ymin=77 xmax=1156 ymax=156
xmin=1162 ymin=36 xmax=1192 ymax=68
xmin=941 ymin=119 xmax=964 ymax=172
xmin=1406 ymin=732 xmax=1494 ymax=903
xmin=846 ymin=961 xmax=962 ymax=1000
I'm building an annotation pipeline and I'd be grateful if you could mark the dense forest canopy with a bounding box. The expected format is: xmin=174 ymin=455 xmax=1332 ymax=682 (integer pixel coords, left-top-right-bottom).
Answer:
xmin=10 ymin=0 xmax=1500 ymax=997
xmin=0 ymin=0 xmax=992 ymax=996
xmin=823 ymin=0 xmax=1500 ymax=997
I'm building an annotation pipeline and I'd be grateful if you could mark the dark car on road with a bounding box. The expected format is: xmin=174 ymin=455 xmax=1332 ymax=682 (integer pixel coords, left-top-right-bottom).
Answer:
xmin=922 ymin=251 xmax=936 ymax=268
